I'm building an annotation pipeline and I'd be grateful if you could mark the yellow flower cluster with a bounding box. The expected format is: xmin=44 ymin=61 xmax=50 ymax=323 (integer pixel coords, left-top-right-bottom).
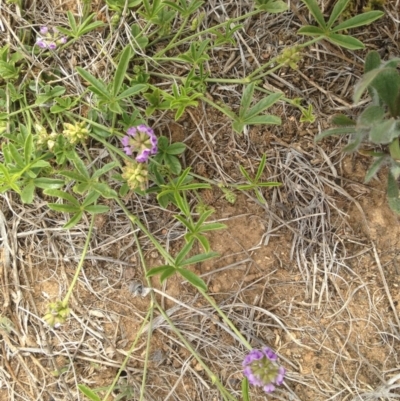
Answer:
xmin=122 ymin=161 xmax=149 ymax=191
xmin=62 ymin=121 xmax=89 ymax=144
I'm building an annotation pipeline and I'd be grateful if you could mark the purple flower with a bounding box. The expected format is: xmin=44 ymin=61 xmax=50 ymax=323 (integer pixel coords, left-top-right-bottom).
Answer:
xmin=121 ymin=125 xmax=158 ymax=163
xmin=36 ymin=26 xmax=67 ymax=50
xmin=243 ymin=347 xmax=285 ymax=394
xmin=36 ymin=40 xmax=47 ymax=49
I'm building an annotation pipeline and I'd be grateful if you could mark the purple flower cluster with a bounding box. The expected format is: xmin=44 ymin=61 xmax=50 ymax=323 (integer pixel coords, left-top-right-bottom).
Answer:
xmin=121 ymin=125 xmax=158 ymax=163
xmin=36 ymin=26 xmax=67 ymax=50
xmin=243 ymin=347 xmax=285 ymax=393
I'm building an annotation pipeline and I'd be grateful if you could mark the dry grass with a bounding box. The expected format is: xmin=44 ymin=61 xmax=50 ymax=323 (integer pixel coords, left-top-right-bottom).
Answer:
xmin=1 ymin=0 xmax=400 ymax=400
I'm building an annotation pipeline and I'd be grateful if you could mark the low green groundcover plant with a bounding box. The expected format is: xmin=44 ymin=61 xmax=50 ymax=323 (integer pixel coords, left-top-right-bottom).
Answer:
xmin=0 ymin=0 xmax=385 ymax=399
xmin=316 ymin=51 xmax=400 ymax=214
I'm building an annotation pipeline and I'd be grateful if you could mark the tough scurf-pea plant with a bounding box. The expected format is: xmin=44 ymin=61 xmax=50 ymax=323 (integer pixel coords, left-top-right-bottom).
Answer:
xmin=316 ymin=51 xmax=400 ymax=214
xmin=0 ymin=0 xmax=386 ymax=400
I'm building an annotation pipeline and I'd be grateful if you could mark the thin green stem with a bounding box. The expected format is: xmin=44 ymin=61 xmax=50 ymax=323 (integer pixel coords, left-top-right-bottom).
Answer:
xmin=156 ymin=15 xmax=191 ymax=57
xmin=247 ymin=36 xmax=322 ymax=81
xmin=101 ymin=307 xmax=154 ymax=401
xmin=133 ymin=232 xmax=154 ymax=401
xmin=200 ymin=96 xmax=236 ymax=119
xmin=199 ymin=289 xmax=252 ymax=350
xmin=62 ymin=214 xmax=95 ymax=305
xmin=154 ymin=9 xmax=261 ymax=56
xmin=115 ymin=198 xmax=175 ymax=265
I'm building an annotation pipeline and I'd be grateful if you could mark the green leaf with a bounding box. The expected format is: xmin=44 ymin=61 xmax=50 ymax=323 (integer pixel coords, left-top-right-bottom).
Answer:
xmin=67 ymin=11 xmax=78 ymax=33
xmin=232 ymin=121 xmax=245 ymax=134
xmin=178 ymin=268 xmax=207 ymax=291
xmin=84 ymin=205 xmax=110 ymax=214
xmin=164 ymin=154 xmax=182 ymax=174
xmin=353 ymin=68 xmax=383 ymax=103
xmin=113 ymin=46 xmax=132 ymax=96
xmin=81 ymin=190 xmax=101 ymax=207
xmin=34 ymin=178 xmax=65 ymax=189
xmin=92 ymin=162 xmax=118 ymax=180
xmin=315 ymin=126 xmax=357 ymax=141
xmin=116 ymin=84 xmax=147 ymax=100
xmin=59 ymin=170 xmax=88 ymax=182
xmin=364 ymin=50 xmax=381 ymax=73
xmin=243 ymin=115 xmax=282 ymax=125
xmin=21 ymin=181 xmax=35 ymax=204
xmin=364 ymin=155 xmax=388 ymax=183
xmin=343 ymin=132 xmax=363 ymax=152
xmin=327 ymin=0 xmax=350 ymax=28
xmin=357 ymin=105 xmax=385 ymax=126
xmin=31 ymin=160 xmax=50 ymax=168
xmin=146 ymin=265 xmax=175 ymax=278
xmin=242 ymin=378 xmax=250 ymax=401
xmin=180 ymin=251 xmax=219 ymax=267
xmin=8 ymin=144 xmax=25 ymax=167
xmin=387 ymin=171 xmax=399 ymax=198
xmin=297 ymin=26 xmax=326 ymax=36
xmin=64 ymin=212 xmax=83 ymax=229
xmin=332 ymin=10 xmax=384 ymax=32
xmin=327 ymin=34 xmax=364 ymax=50
xmin=77 ymin=67 xmax=110 ymax=99
xmin=44 ymin=189 xmax=80 ymax=206
xmin=331 ymin=114 xmax=356 ymax=126
xmin=196 ymin=234 xmax=210 ymax=253
xmin=301 ymin=0 xmax=327 ymax=29
xmin=160 ymin=266 xmax=176 ymax=283
xmin=255 ymin=0 xmax=288 ymax=13
xmin=92 ymin=183 xmax=118 ymax=199
xmin=166 ymin=142 xmax=186 ymax=155
xmin=24 ymin=133 xmax=33 ymax=164
xmin=175 ymin=240 xmax=195 ymax=266
xmin=244 ymin=92 xmax=282 ymax=120
xmin=240 ymin=83 xmax=256 ymax=116
xmin=72 ymin=155 xmax=90 ymax=179
xmin=369 ymin=119 xmax=400 ymax=144
xmin=370 ymin=69 xmax=400 ymax=116
xmin=200 ymin=222 xmax=227 ymax=231
xmin=48 ymin=203 xmax=81 ymax=213
xmin=78 ymin=384 xmax=102 ymax=401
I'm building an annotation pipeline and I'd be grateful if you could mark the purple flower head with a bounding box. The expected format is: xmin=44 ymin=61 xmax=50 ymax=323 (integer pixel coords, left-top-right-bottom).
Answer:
xmin=36 ymin=40 xmax=47 ymax=49
xmin=36 ymin=26 xmax=66 ymax=50
xmin=121 ymin=125 xmax=158 ymax=163
xmin=243 ymin=347 xmax=285 ymax=394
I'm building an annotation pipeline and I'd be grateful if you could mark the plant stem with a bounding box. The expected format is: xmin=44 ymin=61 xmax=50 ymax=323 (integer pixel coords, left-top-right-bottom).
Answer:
xmin=199 ymin=289 xmax=252 ymax=350
xmin=154 ymin=9 xmax=262 ymax=57
xmin=102 ymin=307 xmax=153 ymax=401
xmin=62 ymin=214 xmax=95 ymax=305
xmin=247 ymin=36 xmax=322 ymax=81
xmin=200 ymin=96 xmax=236 ymax=119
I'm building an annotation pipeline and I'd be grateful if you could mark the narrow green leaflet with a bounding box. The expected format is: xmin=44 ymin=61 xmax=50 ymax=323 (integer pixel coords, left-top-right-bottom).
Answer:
xmin=364 ymin=155 xmax=388 ymax=183
xmin=112 ymin=46 xmax=132 ymax=96
xmin=78 ymin=384 xmax=101 ymax=401
xmin=177 ymin=268 xmax=207 ymax=292
xmin=332 ymin=11 xmax=384 ymax=32
xmin=327 ymin=0 xmax=351 ymax=28
xmin=146 ymin=265 xmax=175 ymax=278
xmin=301 ymin=0 xmax=327 ymax=29
xmin=76 ymin=67 xmax=110 ymax=99
xmin=327 ymin=34 xmax=364 ymax=50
